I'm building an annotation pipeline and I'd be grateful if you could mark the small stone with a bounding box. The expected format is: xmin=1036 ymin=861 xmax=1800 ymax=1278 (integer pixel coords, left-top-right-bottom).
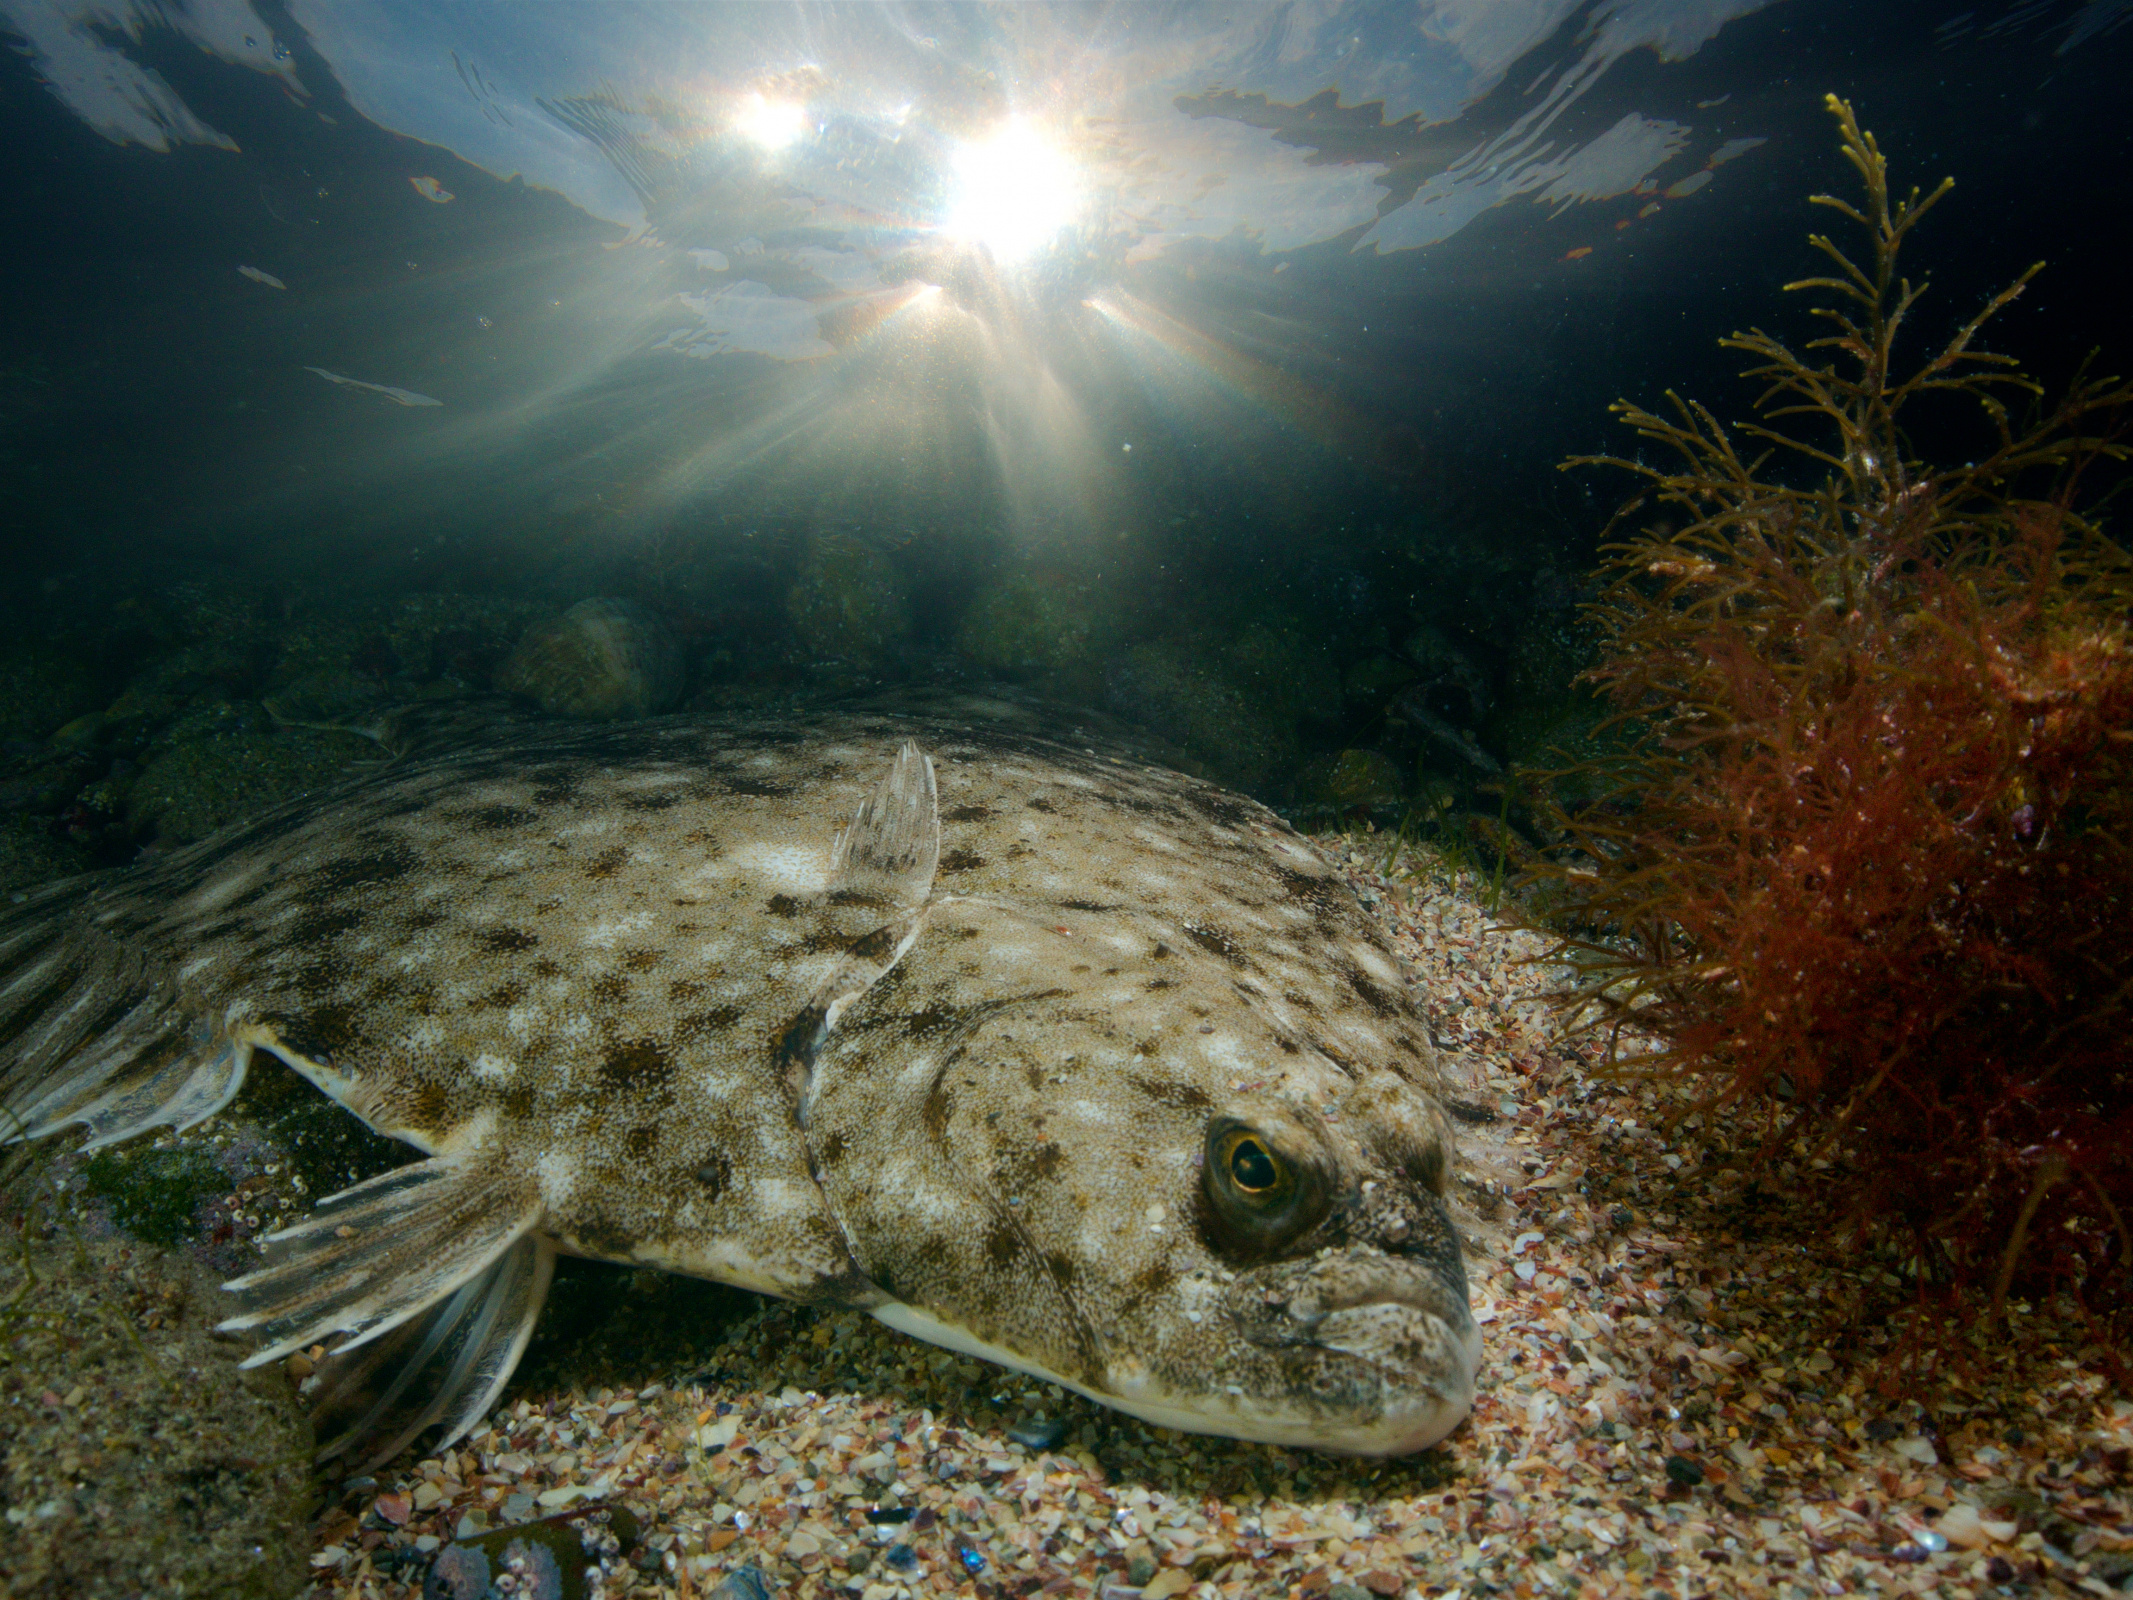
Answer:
xmin=1007 ymin=1417 xmax=1068 ymax=1451
xmin=707 ymin=1567 xmax=776 ymax=1600
xmin=1328 ymin=1584 xmax=1374 ymax=1600
xmin=885 ymin=1542 xmax=919 ymax=1572
xmin=373 ymin=1491 xmax=412 ymax=1526
xmin=1359 ymin=1571 xmax=1405 ymax=1597
xmin=1664 ymin=1454 xmax=1705 ymax=1488
xmin=1126 ymin=1553 xmax=1159 ymax=1584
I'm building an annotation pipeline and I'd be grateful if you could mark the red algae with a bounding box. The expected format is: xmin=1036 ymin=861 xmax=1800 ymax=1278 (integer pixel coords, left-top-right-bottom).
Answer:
xmin=1537 ymin=97 xmax=2133 ymax=1329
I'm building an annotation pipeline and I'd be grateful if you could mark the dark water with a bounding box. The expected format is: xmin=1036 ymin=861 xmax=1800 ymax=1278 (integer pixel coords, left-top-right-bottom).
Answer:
xmin=1 ymin=0 xmax=2129 ymax=880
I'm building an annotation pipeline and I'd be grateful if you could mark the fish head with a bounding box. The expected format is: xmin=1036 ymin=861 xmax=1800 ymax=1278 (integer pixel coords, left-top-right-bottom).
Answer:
xmin=809 ymin=900 xmax=1480 ymax=1456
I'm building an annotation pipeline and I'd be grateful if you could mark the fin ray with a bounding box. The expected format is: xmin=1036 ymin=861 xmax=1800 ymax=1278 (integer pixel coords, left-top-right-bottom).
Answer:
xmin=309 ymin=1235 xmax=555 ymax=1470
xmin=829 ymin=740 xmax=939 ymax=906
xmin=220 ymin=1152 xmax=543 ymax=1369
xmin=0 ymin=879 xmax=221 ymax=1149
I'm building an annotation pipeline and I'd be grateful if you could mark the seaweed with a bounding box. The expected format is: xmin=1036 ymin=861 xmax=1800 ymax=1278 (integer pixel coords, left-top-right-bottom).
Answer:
xmin=1538 ymin=97 xmax=2133 ymax=1317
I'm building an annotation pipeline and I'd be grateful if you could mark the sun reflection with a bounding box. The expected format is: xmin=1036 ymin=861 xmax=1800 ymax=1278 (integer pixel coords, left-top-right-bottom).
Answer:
xmin=944 ymin=120 xmax=1081 ymax=262
xmin=736 ymin=95 xmax=808 ymax=150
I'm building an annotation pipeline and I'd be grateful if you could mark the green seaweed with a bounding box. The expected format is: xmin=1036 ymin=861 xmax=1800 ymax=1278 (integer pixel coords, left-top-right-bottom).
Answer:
xmin=80 ymin=1143 xmax=229 ymax=1248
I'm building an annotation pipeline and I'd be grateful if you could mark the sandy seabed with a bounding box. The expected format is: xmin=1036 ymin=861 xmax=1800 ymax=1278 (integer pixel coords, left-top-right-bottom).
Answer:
xmin=306 ymin=838 xmax=2132 ymax=1600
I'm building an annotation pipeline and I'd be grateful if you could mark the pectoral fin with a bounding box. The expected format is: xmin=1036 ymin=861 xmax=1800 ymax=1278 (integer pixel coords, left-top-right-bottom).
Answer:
xmin=777 ymin=911 xmax=932 ymax=1123
xmin=307 ymin=1234 xmax=556 ymax=1469
xmin=829 ymin=740 xmax=938 ymax=906
xmin=219 ymin=1149 xmax=543 ymax=1370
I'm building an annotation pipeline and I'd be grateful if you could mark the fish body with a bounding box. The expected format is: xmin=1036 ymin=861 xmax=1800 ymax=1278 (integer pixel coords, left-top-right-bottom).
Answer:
xmin=238 ymin=265 xmax=287 ymax=289
xmin=304 ymin=366 xmax=443 ymax=407
xmin=0 ymin=692 xmax=1478 ymax=1461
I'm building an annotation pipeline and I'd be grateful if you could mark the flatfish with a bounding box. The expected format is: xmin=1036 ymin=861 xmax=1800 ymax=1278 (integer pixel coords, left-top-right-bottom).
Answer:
xmin=0 ymin=691 xmax=1479 ymax=1462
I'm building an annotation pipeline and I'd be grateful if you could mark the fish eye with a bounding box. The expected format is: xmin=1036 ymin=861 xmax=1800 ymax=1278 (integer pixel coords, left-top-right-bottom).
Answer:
xmin=1202 ymin=1117 xmax=1328 ymax=1258
xmin=1221 ymin=1129 xmax=1283 ymax=1197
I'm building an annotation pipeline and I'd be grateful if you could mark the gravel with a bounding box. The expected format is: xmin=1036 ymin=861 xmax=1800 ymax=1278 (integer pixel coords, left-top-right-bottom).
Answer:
xmin=303 ymin=834 xmax=2133 ymax=1600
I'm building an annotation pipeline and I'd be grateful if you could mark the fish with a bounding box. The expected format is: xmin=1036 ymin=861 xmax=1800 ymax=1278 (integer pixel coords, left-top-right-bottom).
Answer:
xmin=0 ymin=691 xmax=1480 ymax=1465
xmin=409 ymin=175 xmax=454 ymax=203
xmin=238 ymin=265 xmax=288 ymax=289
xmin=304 ymin=366 xmax=444 ymax=407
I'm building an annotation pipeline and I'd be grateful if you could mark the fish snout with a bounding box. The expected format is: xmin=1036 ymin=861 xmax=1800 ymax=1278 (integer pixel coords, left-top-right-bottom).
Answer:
xmin=1227 ymin=1235 xmax=1480 ymax=1454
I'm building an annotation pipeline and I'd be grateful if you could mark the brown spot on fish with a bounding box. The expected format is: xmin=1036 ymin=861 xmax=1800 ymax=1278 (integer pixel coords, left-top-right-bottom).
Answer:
xmin=624 ymin=1125 xmax=659 ymax=1159
xmin=922 ymin=1080 xmax=952 ymax=1139
xmin=600 ymin=1037 xmax=672 ymax=1088
xmin=766 ymin=894 xmax=804 ymax=918
xmin=1184 ymin=923 xmax=1244 ymax=965
xmin=479 ymin=927 xmax=538 ymax=954
xmin=292 ymin=907 xmax=365 ymax=944
xmin=986 ymin=1221 xmax=1019 ymax=1266
xmin=402 ymin=1081 xmax=452 ymax=1133
xmin=1131 ymin=1076 xmax=1212 ymax=1111
xmin=264 ymin=1003 xmax=361 ymax=1065
xmin=591 ymin=974 xmax=630 ymax=1006
xmin=318 ymin=852 xmax=417 ymax=890
xmin=942 ymin=804 xmax=992 ymax=822
xmin=466 ymin=805 xmax=537 ymax=830
xmin=585 ymin=846 xmax=630 ymax=880
xmin=1345 ymin=966 xmax=1397 ymax=1017
xmin=623 ymin=949 xmax=660 ymax=973
xmin=939 ymin=849 xmax=985 ymax=874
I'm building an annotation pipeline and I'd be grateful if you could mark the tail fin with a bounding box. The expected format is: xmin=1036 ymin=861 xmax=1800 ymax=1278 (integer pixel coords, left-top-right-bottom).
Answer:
xmin=0 ymin=875 xmax=249 ymax=1148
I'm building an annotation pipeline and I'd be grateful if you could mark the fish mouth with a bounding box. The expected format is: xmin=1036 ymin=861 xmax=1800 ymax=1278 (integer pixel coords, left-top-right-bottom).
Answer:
xmin=1213 ymin=1249 xmax=1482 ymax=1456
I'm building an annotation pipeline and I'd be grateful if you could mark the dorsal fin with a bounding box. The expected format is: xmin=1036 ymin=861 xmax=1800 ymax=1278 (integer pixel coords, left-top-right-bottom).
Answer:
xmin=829 ymin=740 xmax=938 ymax=907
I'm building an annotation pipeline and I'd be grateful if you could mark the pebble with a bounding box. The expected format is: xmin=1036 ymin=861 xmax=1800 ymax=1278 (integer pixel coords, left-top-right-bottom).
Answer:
xmin=706 ymin=1567 xmax=776 ymax=1600
xmin=1006 ymin=1416 xmax=1067 ymax=1451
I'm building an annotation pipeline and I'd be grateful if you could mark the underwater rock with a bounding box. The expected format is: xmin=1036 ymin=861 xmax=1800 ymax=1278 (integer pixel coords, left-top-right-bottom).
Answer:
xmin=1342 ymin=655 xmax=1419 ymax=710
xmin=496 ymin=599 xmax=684 ymax=720
xmin=1101 ymin=640 xmax=1296 ymax=794
xmin=1400 ymin=624 xmax=1491 ymax=724
xmin=1227 ymin=617 xmax=1342 ymax=729
xmin=953 ymin=569 xmax=1105 ymax=682
xmin=784 ymin=534 xmax=913 ymax=665
xmin=259 ymin=669 xmax=392 ymax=727
xmin=1492 ymin=615 xmax=1615 ymax=813
xmin=1299 ymin=748 xmax=1406 ymax=808
xmin=0 ymin=642 xmax=108 ymax=744
xmin=0 ymin=1212 xmax=314 ymax=1599
xmin=126 ymin=716 xmax=378 ymax=844
xmin=1100 ymin=617 xmax=1338 ymax=795
xmin=0 ymin=813 xmax=89 ymax=892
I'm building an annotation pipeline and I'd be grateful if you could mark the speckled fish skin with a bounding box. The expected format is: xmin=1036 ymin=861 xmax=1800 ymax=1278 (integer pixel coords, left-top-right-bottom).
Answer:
xmin=0 ymin=690 xmax=1480 ymax=1456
